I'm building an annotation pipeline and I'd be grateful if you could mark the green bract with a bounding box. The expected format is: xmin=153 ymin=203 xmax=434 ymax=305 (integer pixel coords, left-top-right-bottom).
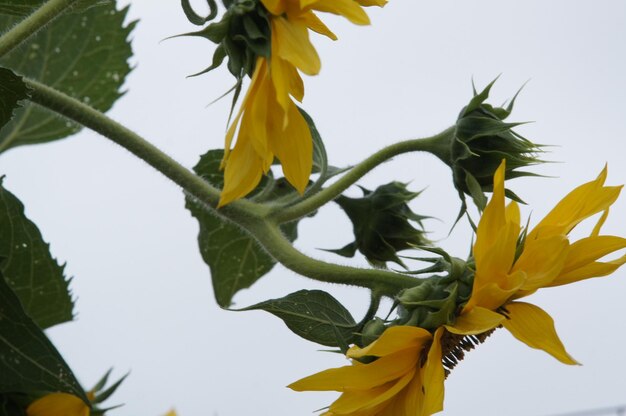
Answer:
xmin=179 ymin=0 xmax=270 ymax=80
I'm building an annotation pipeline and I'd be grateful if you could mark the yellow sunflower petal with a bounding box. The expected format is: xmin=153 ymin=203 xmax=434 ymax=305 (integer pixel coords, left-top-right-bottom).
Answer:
xmin=329 ymin=370 xmax=415 ymax=414
xmin=218 ymin=132 xmax=266 ymax=207
xmin=512 ymin=235 xmax=569 ymax=292
xmin=300 ymin=10 xmax=338 ymax=40
xmin=473 ymin=220 xmax=520 ymax=294
xmin=355 ymin=0 xmax=388 ymax=6
xmin=421 ymin=327 xmax=445 ymax=416
xmin=446 ymin=306 xmax=505 ymax=335
xmin=502 ymin=302 xmax=579 ymax=365
xmin=302 ymin=0 xmax=371 ymax=25
xmin=260 ymin=0 xmax=285 ymax=15
xmin=267 ymin=102 xmax=313 ymax=194
xmin=288 ymin=348 xmax=420 ymax=392
xmin=222 ymin=58 xmax=266 ymax=166
xmin=26 ymin=393 xmax=89 ymax=416
xmin=551 ymin=253 xmax=626 ymax=287
xmin=348 ymin=326 xmax=432 ymax=359
xmin=591 ymin=208 xmax=610 ymax=237
xmin=474 ymin=160 xmax=507 ymax=260
xmin=271 ymin=16 xmax=321 ymax=76
xmin=529 ymin=166 xmax=622 ymax=239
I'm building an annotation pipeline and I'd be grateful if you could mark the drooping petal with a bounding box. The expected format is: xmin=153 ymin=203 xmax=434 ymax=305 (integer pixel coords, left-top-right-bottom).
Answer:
xmin=328 ymin=370 xmax=415 ymax=414
xmin=267 ymin=102 xmax=313 ymax=194
xmin=219 ymin=130 xmax=266 ymax=207
xmin=502 ymin=302 xmax=579 ymax=365
xmin=26 ymin=393 xmax=89 ymax=416
xmin=271 ymin=16 xmax=321 ymax=76
xmin=288 ymin=348 xmax=420 ymax=392
xmin=420 ymin=328 xmax=445 ymax=416
xmin=446 ymin=306 xmax=505 ymax=335
xmin=512 ymin=235 xmax=569 ymax=293
xmin=222 ymin=58 xmax=266 ymax=165
xmin=348 ymin=326 xmax=432 ymax=359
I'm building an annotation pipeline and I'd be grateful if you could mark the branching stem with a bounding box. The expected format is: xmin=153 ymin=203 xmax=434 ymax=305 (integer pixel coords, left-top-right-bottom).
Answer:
xmin=239 ymin=218 xmax=420 ymax=296
xmin=24 ymin=78 xmax=264 ymax=221
xmin=271 ymin=127 xmax=455 ymax=223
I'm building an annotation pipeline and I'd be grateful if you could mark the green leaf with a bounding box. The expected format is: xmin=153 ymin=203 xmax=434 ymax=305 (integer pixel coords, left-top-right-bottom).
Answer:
xmin=0 ymin=68 xmax=29 ymax=133
xmin=0 ymin=268 xmax=87 ymax=402
xmin=0 ymin=394 xmax=25 ymax=416
xmin=185 ymin=150 xmax=307 ymax=307
xmin=0 ymin=1 xmax=136 ymax=152
xmin=239 ymin=290 xmax=357 ymax=347
xmin=0 ymin=179 xmax=73 ymax=329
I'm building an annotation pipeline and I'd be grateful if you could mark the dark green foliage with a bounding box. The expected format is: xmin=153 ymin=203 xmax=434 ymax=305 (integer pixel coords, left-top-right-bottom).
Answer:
xmin=240 ymin=290 xmax=357 ymax=347
xmin=0 ymin=1 xmax=136 ymax=152
xmin=0 ymin=180 xmax=74 ymax=329
xmin=185 ymin=150 xmax=310 ymax=307
xmin=0 ymin=269 xmax=87 ymax=403
xmin=0 ymin=68 xmax=29 ymax=134
xmin=328 ymin=182 xmax=430 ymax=268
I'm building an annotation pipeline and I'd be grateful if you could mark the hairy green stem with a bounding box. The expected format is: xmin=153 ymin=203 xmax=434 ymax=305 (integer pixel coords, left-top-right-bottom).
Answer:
xmin=24 ymin=79 xmax=264 ymax=220
xmin=0 ymin=0 xmax=78 ymax=58
xmin=271 ymin=127 xmax=455 ymax=223
xmin=240 ymin=218 xmax=420 ymax=296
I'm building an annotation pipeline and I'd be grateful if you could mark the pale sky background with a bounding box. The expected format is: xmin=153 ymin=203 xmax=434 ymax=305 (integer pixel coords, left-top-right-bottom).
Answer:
xmin=2 ymin=1 xmax=626 ymax=415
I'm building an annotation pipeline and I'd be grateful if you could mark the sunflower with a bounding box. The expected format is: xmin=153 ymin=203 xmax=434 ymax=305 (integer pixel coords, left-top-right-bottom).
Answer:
xmin=219 ymin=0 xmax=387 ymax=206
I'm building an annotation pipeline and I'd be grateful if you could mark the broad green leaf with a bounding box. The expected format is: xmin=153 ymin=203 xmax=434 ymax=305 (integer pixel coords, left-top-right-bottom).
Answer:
xmin=0 ymin=68 xmax=29 ymax=133
xmin=0 ymin=394 xmax=25 ymax=416
xmin=239 ymin=290 xmax=357 ymax=347
xmin=0 ymin=1 xmax=136 ymax=152
xmin=0 ymin=0 xmax=41 ymax=16
xmin=186 ymin=150 xmax=305 ymax=307
xmin=0 ymin=179 xmax=73 ymax=329
xmin=0 ymin=269 xmax=87 ymax=402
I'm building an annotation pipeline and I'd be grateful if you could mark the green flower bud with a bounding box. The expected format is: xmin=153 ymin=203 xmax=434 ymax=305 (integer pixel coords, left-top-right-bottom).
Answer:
xmin=361 ymin=318 xmax=387 ymax=347
xmin=431 ymin=79 xmax=544 ymax=213
xmin=326 ymin=182 xmax=430 ymax=268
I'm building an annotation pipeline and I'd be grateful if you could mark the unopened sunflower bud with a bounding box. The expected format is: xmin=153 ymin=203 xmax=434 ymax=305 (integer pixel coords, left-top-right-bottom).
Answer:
xmin=361 ymin=318 xmax=386 ymax=346
xmin=431 ymin=79 xmax=544 ymax=213
xmin=326 ymin=182 xmax=430 ymax=268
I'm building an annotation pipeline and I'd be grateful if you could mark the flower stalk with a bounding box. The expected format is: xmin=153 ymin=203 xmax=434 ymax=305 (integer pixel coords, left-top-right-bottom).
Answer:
xmin=270 ymin=126 xmax=456 ymax=224
xmin=0 ymin=0 xmax=78 ymax=58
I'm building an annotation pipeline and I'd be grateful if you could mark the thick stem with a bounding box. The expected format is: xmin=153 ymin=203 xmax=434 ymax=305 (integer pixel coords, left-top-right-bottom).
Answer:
xmin=0 ymin=0 xmax=77 ymax=58
xmin=24 ymin=79 xmax=265 ymax=220
xmin=240 ymin=218 xmax=420 ymax=296
xmin=272 ymin=127 xmax=456 ymax=223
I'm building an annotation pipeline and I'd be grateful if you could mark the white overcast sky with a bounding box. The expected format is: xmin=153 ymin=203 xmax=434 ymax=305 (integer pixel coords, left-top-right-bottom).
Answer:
xmin=3 ymin=1 xmax=626 ymax=415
